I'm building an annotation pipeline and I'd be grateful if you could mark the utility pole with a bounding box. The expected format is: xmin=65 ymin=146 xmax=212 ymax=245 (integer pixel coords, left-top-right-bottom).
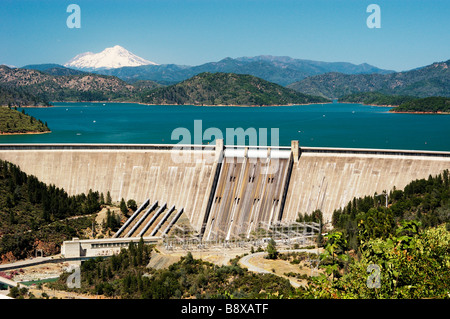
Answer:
xmin=382 ymin=191 xmax=388 ymax=207
xmin=376 ymin=191 xmax=388 ymax=208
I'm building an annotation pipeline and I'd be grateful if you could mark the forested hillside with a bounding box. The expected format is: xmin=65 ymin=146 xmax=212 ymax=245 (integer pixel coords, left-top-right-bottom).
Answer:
xmin=288 ymin=60 xmax=450 ymax=99
xmin=0 ymin=160 xmax=102 ymax=261
xmin=338 ymin=92 xmax=416 ymax=106
xmin=140 ymin=72 xmax=329 ymax=106
xmin=0 ymin=65 xmax=142 ymax=103
xmin=392 ymin=96 xmax=450 ymax=113
xmin=0 ymin=85 xmax=51 ymax=107
xmin=0 ymin=107 xmax=50 ymax=134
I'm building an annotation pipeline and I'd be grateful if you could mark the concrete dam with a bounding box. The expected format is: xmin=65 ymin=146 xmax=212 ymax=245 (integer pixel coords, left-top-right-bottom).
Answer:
xmin=1 ymin=141 xmax=449 ymax=240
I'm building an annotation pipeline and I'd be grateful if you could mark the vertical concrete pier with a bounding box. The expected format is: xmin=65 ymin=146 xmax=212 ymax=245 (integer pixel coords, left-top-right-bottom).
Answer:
xmin=291 ymin=140 xmax=299 ymax=163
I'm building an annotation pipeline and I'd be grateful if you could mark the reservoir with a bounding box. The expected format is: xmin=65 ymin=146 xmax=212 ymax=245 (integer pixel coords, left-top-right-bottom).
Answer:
xmin=1 ymin=102 xmax=449 ymax=151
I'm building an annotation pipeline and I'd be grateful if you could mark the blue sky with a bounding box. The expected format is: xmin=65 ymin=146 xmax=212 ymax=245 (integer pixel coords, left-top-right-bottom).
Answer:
xmin=1 ymin=0 xmax=449 ymax=71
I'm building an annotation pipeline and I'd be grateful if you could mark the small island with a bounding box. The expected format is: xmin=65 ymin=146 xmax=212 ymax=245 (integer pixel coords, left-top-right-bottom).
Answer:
xmin=0 ymin=106 xmax=50 ymax=135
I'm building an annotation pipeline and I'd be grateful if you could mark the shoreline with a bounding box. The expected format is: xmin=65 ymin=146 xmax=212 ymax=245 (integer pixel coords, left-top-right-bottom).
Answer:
xmin=339 ymin=102 xmax=449 ymax=114
xmin=0 ymin=131 xmax=51 ymax=136
xmin=21 ymin=101 xmax=449 ymax=114
xmin=389 ymin=110 xmax=450 ymax=115
xmin=50 ymin=100 xmax=332 ymax=107
xmin=138 ymin=101 xmax=332 ymax=107
xmin=338 ymin=101 xmax=397 ymax=108
xmin=2 ymin=105 xmax=53 ymax=108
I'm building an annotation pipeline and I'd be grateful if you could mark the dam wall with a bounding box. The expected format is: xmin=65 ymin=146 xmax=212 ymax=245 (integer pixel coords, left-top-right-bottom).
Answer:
xmin=0 ymin=144 xmax=219 ymax=233
xmin=1 ymin=142 xmax=449 ymax=237
xmin=282 ymin=147 xmax=450 ymax=224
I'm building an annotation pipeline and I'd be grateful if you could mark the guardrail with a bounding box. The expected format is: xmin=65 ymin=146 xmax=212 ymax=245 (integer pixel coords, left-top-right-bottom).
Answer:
xmin=1 ymin=143 xmax=448 ymax=157
xmin=300 ymin=147 xmax=450 ymax=158
xmin=0 ymin=143 xmax=216 ymax=151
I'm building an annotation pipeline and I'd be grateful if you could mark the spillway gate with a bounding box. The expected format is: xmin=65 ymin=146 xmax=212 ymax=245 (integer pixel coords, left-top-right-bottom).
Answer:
xmin=201 ymin=145 xmax=294 ymax=241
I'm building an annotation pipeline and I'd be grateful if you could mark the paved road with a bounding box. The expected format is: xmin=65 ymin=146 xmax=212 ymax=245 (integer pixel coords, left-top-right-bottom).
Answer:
xmin=239 ymin=252 xmax=272 ymax=274
xmin=0 ymin=256 xmax=57 ymax=271
xmin=239 ymin=248 xmax=321 ymax=288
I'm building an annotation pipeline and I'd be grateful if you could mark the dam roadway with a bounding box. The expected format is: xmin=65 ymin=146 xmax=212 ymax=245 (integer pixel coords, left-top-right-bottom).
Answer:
xmin=0 ymin=141 xmax=449 ymax=238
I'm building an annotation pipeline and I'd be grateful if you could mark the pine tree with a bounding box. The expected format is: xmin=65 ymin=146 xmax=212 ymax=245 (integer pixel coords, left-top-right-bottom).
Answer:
xmin=266 ymin=238 xmax=278 ymax=259
xmin=106 ymin=191 xmax=112 ymax=205
xmin=120 ymin=198 xmax=127 ymax=215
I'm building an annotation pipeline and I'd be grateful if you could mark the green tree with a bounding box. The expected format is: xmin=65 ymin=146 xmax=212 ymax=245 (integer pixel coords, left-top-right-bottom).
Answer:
xmin=306 ymin=224 xmax=450 ymax=299
xmin=127 ymin=199 xmax=137 ymax=212
xmin=106 ymin=191 xmax=112 ymax=205
xmin=120 ymin=198 xmax=127 ymax=215
xmin=266 ymin=238 xmax=278 ymax=259
xmin=320 ymin=231 xmax=349 ymax=279
xmin=8 ymin=286 xmax=20 ymax=298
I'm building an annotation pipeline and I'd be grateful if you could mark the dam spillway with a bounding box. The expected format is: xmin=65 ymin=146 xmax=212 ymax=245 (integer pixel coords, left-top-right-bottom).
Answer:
xmin=0 ymin=141 xmax=449 ymax=239
xmin=203 ymin=147 xmax=293 ymax=241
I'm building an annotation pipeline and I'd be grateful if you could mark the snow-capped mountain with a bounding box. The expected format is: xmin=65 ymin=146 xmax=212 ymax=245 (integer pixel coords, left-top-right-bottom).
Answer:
xmin=64 ymin=45 xmax=158 ymax=70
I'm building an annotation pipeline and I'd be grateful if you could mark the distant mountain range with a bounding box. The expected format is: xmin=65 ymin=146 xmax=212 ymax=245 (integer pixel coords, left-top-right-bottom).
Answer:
xmin=26 ymin=45 xmax=391 ymax=86
xmin=92 ymin=54 xmax=394 ymax=86
xmin=287 ymin=60 xmax=450 ymax=99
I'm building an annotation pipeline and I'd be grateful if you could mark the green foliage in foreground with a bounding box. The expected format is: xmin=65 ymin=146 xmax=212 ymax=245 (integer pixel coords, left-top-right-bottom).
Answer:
xmin=305 ymin=170 xmax=450 ymax=298
xmin=332 ymin=170 xmax=450 ymax=251
xmin=393 ymin=96 xmax=450 ymax=113
xmin=0 ymin=107 xmax=50 ymax=134
xmin=306 ymin=224 xmax=450 ymax=298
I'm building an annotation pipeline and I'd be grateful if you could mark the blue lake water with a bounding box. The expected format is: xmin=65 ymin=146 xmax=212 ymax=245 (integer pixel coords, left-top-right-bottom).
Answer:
xmin=1 ymin=102 xmax=449 ymax=151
